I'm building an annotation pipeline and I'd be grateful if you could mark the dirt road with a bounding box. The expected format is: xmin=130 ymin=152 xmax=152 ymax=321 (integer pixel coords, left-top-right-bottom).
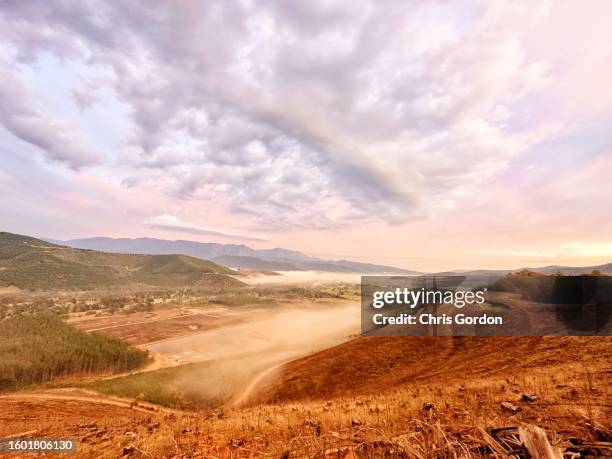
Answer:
xmin=231 ymin=360 xmax=289 ymax=407
xmin=0 ymin=389 xmax=178 ymax=414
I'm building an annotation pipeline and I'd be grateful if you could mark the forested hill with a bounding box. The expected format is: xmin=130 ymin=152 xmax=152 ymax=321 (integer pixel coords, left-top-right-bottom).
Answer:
xmin=0 ymin=314 xmax=149 ymax=391
xmin=0 ymin=232 xmax=243 ymax=291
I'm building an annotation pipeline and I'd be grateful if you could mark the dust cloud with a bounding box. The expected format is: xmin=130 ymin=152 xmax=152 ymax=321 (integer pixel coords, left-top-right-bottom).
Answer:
xmin=146 ymin=302 xmax=361 ymax=406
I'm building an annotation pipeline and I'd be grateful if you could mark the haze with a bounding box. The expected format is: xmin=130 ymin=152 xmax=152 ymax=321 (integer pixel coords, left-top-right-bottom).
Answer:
xmin=147 ymin=302 xmax=360 ymax=404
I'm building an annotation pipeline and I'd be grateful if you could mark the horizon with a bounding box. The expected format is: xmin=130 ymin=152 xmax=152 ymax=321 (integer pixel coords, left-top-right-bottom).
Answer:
xmin=4 ymin=230 xmax=611 ymax=273
xmin=1 ymin=1 xmax=612 ymax=271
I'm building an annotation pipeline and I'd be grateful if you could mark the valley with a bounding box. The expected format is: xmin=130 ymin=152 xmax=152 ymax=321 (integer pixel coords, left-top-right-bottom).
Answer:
xmin=0 ymin=232 xmax=610 ymax=457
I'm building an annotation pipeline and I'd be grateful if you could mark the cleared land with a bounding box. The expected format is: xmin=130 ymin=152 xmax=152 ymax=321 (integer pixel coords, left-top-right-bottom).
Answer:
xmin=72 ymin=309 xmax=248 ymax=345
xmin=255 ymin=336 xmax=611 ymax=402
xmin=0 ymin=393 xmax=186 ymax=459
xmin=1 ymin=336 xmax=609 ymax=457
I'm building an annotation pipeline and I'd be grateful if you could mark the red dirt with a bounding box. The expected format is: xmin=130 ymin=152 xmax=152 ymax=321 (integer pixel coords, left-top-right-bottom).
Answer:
xmin=256 ymin=336 xmax=612 ymax=402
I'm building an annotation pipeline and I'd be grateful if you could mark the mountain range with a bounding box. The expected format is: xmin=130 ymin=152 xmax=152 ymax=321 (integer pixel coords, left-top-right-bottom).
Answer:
xmin=50 ymin=237 xmax=421 ymax=274
xmin=13 ymin=233 xmax=612 ymax=278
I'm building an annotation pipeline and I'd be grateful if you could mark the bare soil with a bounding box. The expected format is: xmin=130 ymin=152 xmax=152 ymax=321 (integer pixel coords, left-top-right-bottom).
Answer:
xmin=72 ymin=309 xmax=246 ymax=345
xmin=1 ymin=336 xmax=609 ymax=458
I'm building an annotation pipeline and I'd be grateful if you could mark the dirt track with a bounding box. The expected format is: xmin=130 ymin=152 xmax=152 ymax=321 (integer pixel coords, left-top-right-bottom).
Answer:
xmin=0 ymin=389 xmax=177 ymax=415
xmin=231 ymin=360 xmax=289 ymax=407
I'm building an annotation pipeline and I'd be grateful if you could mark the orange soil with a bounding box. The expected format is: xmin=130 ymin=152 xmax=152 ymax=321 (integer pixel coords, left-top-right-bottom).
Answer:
xmin=255 ymin=336 xmax=612 ymax=403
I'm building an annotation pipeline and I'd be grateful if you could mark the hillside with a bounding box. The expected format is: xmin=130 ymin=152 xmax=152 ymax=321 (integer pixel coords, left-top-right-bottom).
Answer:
xmin=434 ymin=263 xmax=612 ymax=277
xmin=256 ymin=335 xmax=611 ymax=403
xmin=2 ymin=335 xmax=607 ymax=457
xmin=0 ymin=232 xmax=242 ymax=291
xmin=212 ymin=255 xmax=300 ymax=271
xmin=532 ymin=263 xmax=612 ymax=275
xmin=0 ymin=315 xmax=149 ymax=391
xmin=55 ymin=236 xmax=420 ymax=274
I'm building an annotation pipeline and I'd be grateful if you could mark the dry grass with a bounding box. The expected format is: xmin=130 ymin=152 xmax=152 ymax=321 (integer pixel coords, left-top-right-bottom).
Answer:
xmin=2 ymin=338 xmax=609 ymax=458
xmin=255 ymin=336 xmax=611 ymax=403
xmin=169 ymin=361 xmax=609 ymax=457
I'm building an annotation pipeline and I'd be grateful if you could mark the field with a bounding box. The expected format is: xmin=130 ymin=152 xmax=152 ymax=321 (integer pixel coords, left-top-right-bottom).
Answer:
xmin=71 ymin=308 xmax=248 ymax=345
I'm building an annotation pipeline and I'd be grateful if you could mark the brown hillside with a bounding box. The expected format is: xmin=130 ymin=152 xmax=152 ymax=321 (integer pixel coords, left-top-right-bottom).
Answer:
xmin=257 ymin=336 xmax=612 ymax=403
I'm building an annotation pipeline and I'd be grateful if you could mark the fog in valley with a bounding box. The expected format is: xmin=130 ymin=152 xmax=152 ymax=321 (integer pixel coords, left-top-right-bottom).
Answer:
xmin=146 ymin=299 xmax=361 ymax=406
xmin=236 ymin=271 xmax=363 ymax=286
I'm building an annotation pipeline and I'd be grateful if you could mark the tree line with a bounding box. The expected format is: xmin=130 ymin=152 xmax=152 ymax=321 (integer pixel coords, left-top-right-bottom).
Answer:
xmin=0 ymin=315 xmax=149 ymax=391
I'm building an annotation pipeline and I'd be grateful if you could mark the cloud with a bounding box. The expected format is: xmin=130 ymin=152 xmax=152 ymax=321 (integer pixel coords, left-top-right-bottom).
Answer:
xmin=148 ymin=214 xmax=268 ymax=242
xmin=0 ymin=0 xmax=610 ymax=230
xmin=0 ymin=57 xmax=99 ymax=168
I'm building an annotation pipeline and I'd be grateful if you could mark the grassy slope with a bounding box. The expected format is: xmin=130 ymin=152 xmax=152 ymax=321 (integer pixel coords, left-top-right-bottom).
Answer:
xmin=0 ymin=315 xmax=149 ymax=391
xmin=76 ymin=336 xmax=612 ymax=457
xmin=257 ymin=335 xmax=612 ymax=402
xmin=0 ymin=231 xmax=241 ymax=290
xmin=87 ymin=353 xmax=273 ymax=410
xmin=87 ymin=362 xmax=219 ymax=410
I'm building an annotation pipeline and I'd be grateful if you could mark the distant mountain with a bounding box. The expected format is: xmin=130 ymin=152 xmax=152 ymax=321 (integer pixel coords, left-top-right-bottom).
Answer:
xmin=54 ymin=237 xmax=420 ymax=274
xmin=433 ymin=263 xmax=612 ymax=277
xmin=1 ymin=232 xmax=242 ymax=291
xmin=255 ymin=248 xmax=317 ymax=262
xmin=212 ymin=255 xmax=300 ymax=271
xmin=431 ymin=269 xmax=513 ymax=277
xmin=528 ymin=263 xmax=612 ymax=275
xmin=50 ymin=237 xmax=257 ymax=260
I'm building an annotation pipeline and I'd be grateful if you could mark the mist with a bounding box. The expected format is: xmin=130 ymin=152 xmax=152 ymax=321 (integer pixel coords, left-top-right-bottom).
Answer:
xmin=145 ymin=302 xmax=361 ymax=406
xmin=237 ymin=271 xmax=362 ymax=286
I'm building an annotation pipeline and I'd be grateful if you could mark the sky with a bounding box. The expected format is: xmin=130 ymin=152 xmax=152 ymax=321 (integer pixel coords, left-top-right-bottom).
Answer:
xmin=1 ymin=0 xmax=611 ymax=271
